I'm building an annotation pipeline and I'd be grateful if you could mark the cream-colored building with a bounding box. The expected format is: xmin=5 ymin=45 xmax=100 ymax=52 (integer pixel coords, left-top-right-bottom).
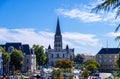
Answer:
xmin=96 ymin=48 xmax=120 ymax=72
xmin=81 ymin=54 xmax=95 ymax=62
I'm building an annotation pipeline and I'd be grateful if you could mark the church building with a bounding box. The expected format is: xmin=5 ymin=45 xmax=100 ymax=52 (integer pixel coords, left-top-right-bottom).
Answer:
xmin=45 ymin=19 xmax=74 ymax=66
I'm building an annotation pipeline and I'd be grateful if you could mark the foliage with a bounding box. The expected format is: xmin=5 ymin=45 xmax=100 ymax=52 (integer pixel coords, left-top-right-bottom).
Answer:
xmin=117 ymin=52 xmax=120 ymax=71
xmin=20 ymin=75 xmax=24 ymax=79
xmin=74 ymin=54 xmax=84 ymax=64
xmin=55 ymin=59 xmax=74 ymax=69
xmin=33 ymin=44 xmax=47 ymax=66
xmin=52 ymin=68 xmax=73 ymax=79
xmin=52 ymin=69 xmax=61 ymax=79
xmin=81 ymin=69 xmax=90 ymax=78
xmin=84 ymin=59 xmax=100 ymax=74
xmin=92 ymin=0 xmax=120 ymax=31
xmin=0 ymin=46 xmax=10 ymax=66
xmin=10 ymin=49 xmax=24 ymax=70
xmin=13 ymin=70 xmax=21 ymax=75
xmin=115 ymin=36 xmax=120 ymax=47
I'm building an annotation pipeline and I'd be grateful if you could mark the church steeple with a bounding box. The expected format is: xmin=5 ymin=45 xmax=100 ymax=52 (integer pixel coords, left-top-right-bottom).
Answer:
xmin=55 ymin=18 xmax=61 ymax=35
xmin=54 ymin=18 xmax=62 ymax=51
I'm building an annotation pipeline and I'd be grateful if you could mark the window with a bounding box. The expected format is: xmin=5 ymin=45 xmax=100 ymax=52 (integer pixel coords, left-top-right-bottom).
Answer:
xmin=115 ymin=55 xmax=117 ymax=58
xmin=52 ymin=54 xmax=54 ymax=58
xmin=104 ymin=59 xmax=106 ymax=62
xmin=99 ymin=60 xmax=101 ymax=63
xmin=8 ymin=46 xmax=14 ymax=53
xmin=27 ymin=59 xmax=29 ymax=63
xmin=70 ymin=55 xmax=72 ymax=60
xmin=109 ymin=60 xmax=112 ymax=62
xmin=57 ymin=53 xmax=59 ymax=58
xmin=27 ymin=66 xmax=29 ymax=71
xmin=63 ymin=54 xmax=64 ymax=58
xmin=109 ymin=55 xmax=112 ymax=58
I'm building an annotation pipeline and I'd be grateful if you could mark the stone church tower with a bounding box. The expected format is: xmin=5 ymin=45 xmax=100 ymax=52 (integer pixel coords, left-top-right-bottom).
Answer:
xmin=45 ymin=18 xmax=74 ymax=66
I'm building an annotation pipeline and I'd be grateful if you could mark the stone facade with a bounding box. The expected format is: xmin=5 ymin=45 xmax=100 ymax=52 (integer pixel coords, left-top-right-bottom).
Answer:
xmin=96 ymin=48 xmax=120 ymax=72
xmin=45 ymin=19 xmax=74 ymax=66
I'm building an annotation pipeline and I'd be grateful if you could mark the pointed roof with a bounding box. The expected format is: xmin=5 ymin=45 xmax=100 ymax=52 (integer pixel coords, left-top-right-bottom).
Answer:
xmin=55 ymin=18 xmax=61 ymax=35
xmin=48 ymin=45 xmax=51 ymax=49
xmin=66 ymin=44 xmax=69 ymax=49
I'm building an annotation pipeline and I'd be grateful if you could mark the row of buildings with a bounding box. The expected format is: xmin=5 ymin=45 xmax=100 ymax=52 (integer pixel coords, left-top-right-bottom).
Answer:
xmin=0 ymin=18 xmax=119 ymax=74
xmin=45 ymin=18 xmax=120 ymax=72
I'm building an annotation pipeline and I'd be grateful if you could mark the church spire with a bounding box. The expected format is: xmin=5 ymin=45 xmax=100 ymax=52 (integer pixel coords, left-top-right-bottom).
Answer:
xmin=55 ymin=18 xmax=61 ymax=35
xmin=48 ymin=45 xmax=51 ymax=49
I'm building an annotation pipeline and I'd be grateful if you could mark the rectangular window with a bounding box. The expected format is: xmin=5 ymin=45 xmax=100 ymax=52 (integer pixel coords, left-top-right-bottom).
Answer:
xmin=52 ymin=54 xmax=53 ymax=58
xmin=57 ymin=54 xmax=59 ymax=58
xmin=27 ymin=59 xmax=29 ymax=63
xmin=63 ymin=54 xmax=64 ymax=58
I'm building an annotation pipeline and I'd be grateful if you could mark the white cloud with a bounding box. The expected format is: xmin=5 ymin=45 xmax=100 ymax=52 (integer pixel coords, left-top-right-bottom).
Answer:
xmin=56 ymin=0 xmax=120 ymax=24
xmin=0 ymin=28 xmax=100 ymax=54
xmin=57 ymin=8 xmax=101 ymax=23
xmin=107 ymin=32 xmax=120 ymax=37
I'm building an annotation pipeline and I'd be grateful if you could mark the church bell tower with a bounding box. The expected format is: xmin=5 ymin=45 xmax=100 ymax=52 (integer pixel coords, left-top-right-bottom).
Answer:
xmin=54 ymin=18 xmax=62 ymax=52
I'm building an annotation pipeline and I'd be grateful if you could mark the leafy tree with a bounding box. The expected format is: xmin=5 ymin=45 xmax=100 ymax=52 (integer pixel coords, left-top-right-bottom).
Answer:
xmin=81 ymin=69 xmax=90 ymax=78
xmin=0 ymin=46 xmax=10 ymax=74
xmin=117 ymin=52 xmax=120 ymax=71
xmin=0 ymin=47 xmax=10 ymax=66
xmin=92 ymin=0 xmax=120 ymax=31
xmin=55 ymin=59 xmax=74 ymax=69
xmin=33 ymin=45 xmax=47 ymax=66
xmin=84 ymin=59 xmax=100 ymax=74
xmin=10 ymin=49 xmax=24 ymax=71
xmin=74 ymin=54 xmax=84 ymax=64
xmin=115 ymin=36 xmax=120 ymax=47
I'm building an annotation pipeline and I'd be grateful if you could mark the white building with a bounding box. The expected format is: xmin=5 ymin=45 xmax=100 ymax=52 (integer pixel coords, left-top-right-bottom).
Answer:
xmin=45 ymin=19 xmax=74 ymax=66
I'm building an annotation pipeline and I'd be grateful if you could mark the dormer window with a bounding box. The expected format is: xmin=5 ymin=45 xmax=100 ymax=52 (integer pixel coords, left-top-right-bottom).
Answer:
xmin=8 ymin=46 xmax=14 ymax=53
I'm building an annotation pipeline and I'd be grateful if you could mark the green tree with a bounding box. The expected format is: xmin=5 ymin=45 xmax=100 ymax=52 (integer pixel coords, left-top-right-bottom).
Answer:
xmin=33 ymin=45 xmax=47 ymax=66
xmin=92 ymin=0 xmax=120 ymax=31
xmin=55 ymin=59 xmax=74 ymax=69
xmin=74 ymin=54 xmax=84 ymax=64
xmin=117 ymin=52 xmax=120 ymax=71
xmin=0 ymin=47 xmax=10 ymax=66
xmin=84 ymin=59 xmax=100 ymax=74
xmin=0 ymin=46 xmax=10 ymax=74
xmin=115 ymin=36 xmax=120 ymax=47
xmin=81 ymin=69 xmax=90 ymax=79
xmin=10 ymin=49 xmax=24 ymax=71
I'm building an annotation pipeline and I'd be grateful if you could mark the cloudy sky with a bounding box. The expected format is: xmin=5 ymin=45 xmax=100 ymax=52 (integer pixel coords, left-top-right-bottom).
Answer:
xmin=0 ymin=0 xmax=120 ymax=55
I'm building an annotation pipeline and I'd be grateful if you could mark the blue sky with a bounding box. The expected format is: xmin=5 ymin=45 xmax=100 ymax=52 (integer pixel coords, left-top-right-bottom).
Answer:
xmin=0 ymin=0 xmax=120 ymax=55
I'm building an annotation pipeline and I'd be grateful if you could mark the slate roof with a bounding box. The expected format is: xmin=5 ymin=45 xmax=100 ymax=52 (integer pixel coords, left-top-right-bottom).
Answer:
xmin=22 ymin=44 xmax=31 ymax=55
xmin=97 ymin=48 xmax=120 ymax=54
xmin=0 ymin=42 xmax=32 ymax=55
xmin=6 ymin=42 xmax=22 ymax=50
